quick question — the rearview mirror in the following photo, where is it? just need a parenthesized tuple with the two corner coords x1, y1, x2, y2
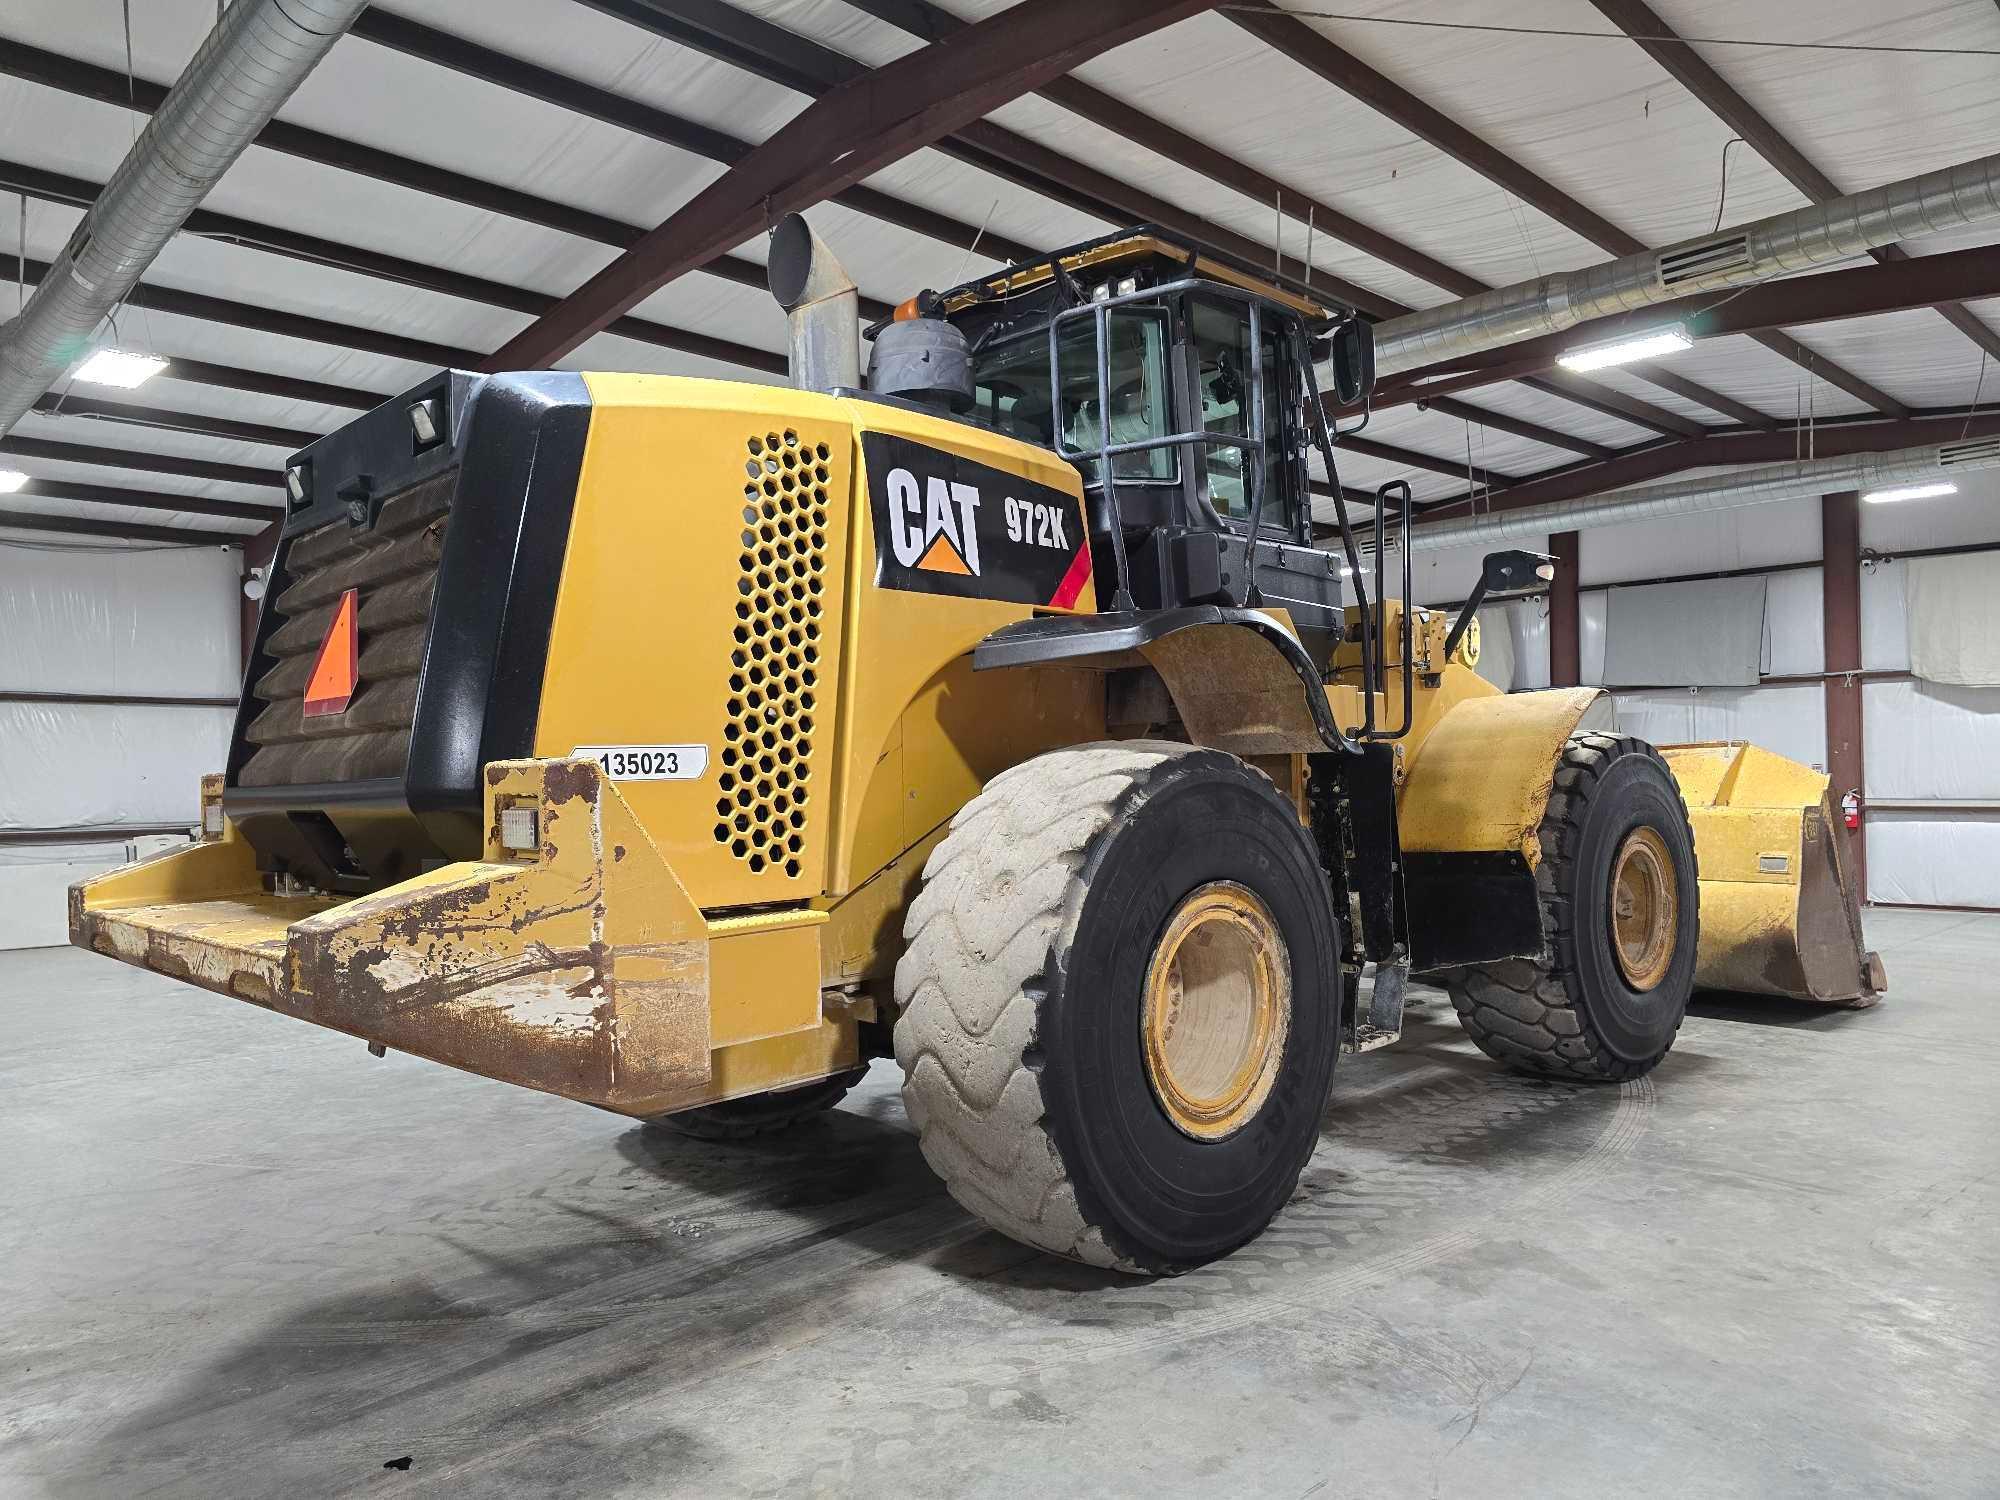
(1330, 318, 1376, 405)
(1445, 550, 1557, 665)
(1480, 549, 1557, 595)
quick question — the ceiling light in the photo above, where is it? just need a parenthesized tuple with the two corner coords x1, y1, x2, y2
(0, 470, 27, 494)
(1863, 481, 1957, 504)
(1555, 324, 1693, 373)
(74, 348, 170, 388)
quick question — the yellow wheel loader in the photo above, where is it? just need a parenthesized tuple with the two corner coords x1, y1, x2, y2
(71, 219, 1880, 1274)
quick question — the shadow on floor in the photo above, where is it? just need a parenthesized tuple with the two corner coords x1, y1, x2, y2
(65, 1105, 966, 1497)
(1688, 988, 1880, 1030)
(63, 1030, 1679, 1495)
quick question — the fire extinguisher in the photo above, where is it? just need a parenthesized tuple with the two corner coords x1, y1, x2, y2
(1841, 789, 1861, 832)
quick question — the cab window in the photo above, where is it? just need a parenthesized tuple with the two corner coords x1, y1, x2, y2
(1191, 299, 1290, 528)
(970, 309, 1177, 485)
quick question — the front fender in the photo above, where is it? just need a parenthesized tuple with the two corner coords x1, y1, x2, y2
(1397, 687, 1614, 971)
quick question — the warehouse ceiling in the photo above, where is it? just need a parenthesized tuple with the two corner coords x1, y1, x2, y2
(0, 0, 1996, 547)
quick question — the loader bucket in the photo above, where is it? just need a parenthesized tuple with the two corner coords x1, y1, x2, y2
(1660, 743, 1884, 1007)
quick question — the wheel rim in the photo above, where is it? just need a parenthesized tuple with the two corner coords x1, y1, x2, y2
(1609, 826, 1677, 992)
(1140, 882, 1292, 1141)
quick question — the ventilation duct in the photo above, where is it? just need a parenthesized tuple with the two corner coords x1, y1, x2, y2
(1401, 440, 2000, 555)
(1371, 152, 2000, 377)
(0, 0, 367, 440)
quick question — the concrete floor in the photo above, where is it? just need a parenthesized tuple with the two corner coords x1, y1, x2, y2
(3, 908, 1997, 1498)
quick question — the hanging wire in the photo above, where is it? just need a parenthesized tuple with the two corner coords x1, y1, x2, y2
(1216, 9, 2000, 58)
(0, 533, 210, 554)
(1502, 187, 1541, 280)
(949, 198, 1000, 289)
(1961, 353, 1990, 441)
(1709, 137, 1747, 234)
(102, 0, 160, 360)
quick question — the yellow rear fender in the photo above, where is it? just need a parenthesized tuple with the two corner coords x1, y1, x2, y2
(972, 604, 1356, 755)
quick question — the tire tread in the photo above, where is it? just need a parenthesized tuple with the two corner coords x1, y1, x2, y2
(1444, 732, 1695, 1082)
(894, 741, 1195, 1272)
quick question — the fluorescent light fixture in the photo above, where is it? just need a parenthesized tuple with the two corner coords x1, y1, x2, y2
(0, 470, 27, 494)
(1863, 481, 1957, 504)
(73, 348, 169, 388)
(1556, 324, 1693, 373)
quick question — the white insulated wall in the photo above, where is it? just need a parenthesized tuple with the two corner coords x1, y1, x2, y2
(0, 541, 240, 948)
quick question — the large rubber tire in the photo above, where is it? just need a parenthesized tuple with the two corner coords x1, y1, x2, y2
(653, 1069, 867, 1141)
(1444, 732, 1698, 1082)
(894, 741, 1342, 1274)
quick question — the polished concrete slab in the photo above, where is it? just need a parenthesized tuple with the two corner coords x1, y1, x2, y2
(4, 908, 1996, 1498)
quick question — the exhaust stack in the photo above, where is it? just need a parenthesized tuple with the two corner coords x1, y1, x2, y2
(767, 214, 860, 394)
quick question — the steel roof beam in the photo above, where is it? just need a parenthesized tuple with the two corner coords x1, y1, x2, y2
(0, 433, 278, 489)
(487, 0, 1220, 368)
(0, 158, 807, 360)
(1381, 244, 2000, 409)
(839, 0, 1481, 299)
(1417, 411, 2000, 520)
(6, 244, 785, 394)
(1417, 397, 1614, 459)
(1587, 0, 2000, 368)
(595, 0, 1694, 451)
(29, 393, 316, 451)
(0, 41, 855, 319)
(580, 0, 1405, 318)
(150, 356, 381, 412)
(348, 8, 1036, 271)
(1520, 373, 1704, 438)
(0, 508, 247, 546)
(1340, 434, 1517, 486)
(1228, 3, 1910, 419)
(9, 476, 277, 523)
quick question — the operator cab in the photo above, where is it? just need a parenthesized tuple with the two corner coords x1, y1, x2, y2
(887, 230, 1373, 639)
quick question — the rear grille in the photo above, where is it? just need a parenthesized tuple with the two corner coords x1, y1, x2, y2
(238, 471, 455, 787)
(714, 428, 828, 879)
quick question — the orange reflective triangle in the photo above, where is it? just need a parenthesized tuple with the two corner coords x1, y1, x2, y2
(302, 588, 359, 718)
(915, 532, 972, 575)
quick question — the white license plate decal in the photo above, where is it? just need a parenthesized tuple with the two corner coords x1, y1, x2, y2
(571, 744, 709, 781)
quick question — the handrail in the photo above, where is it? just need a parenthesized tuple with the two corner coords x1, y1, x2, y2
(1045, 276, 1291, 612)
(1298, 347, 1376, 737)
(1368, 480, 1416, 742)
